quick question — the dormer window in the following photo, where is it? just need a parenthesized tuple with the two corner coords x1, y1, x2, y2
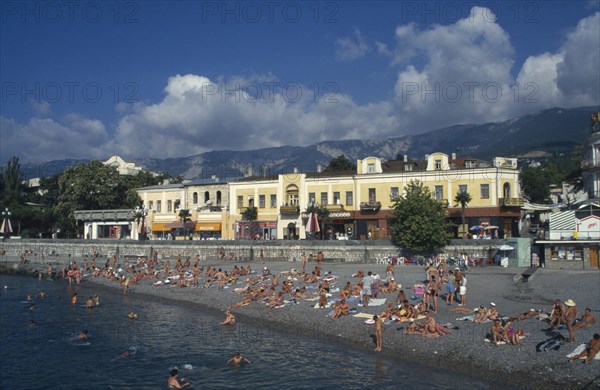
(435, 160, 442, 170)
(368, 163, 375, 173)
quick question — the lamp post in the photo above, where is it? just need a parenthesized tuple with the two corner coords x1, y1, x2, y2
(135, 205, 148, 241)
(2, 208, 11, 241)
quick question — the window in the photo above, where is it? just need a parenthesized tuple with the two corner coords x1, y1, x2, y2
(466, 160, 477, 168)
(434, 185, 443, 200)
(368, 188, 376, 202)
(237, 196, 243, 208)
(435, 159, 442, 170)
(345, 191, 353, 206)
(286, 185, 299, 206)
(148, 201, 154, 210)
(204, 191, 210, 203)
(174, 199, 180, 210)
(270, 194, 277, 208)
(259, 194, 265, 208)
(503, 183, 511, 198)
(156, 200, 161, 213)
(167, 200, 172, 212)
(390, 187, 399, 199)
(368, 163, 375, 173)
(333, 192, 340, 205)
(308, 192, 315, 203)
(320, 192, 328, 205)
(193, 192, 198, 204)
(458, 185, 467, 194)
(480, 184, 489, 199)
(216, 191, 222, 205)
(404, 164, 413, 172)
(248, 196, 255, 207)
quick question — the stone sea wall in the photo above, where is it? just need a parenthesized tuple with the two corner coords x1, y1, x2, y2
(0, 238, 527, 268)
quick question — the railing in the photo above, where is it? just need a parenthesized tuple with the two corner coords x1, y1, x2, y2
(360, 201, 381, 211)
(437, 199, 449, 207)
(581, 159, 600, 169)
(324, 204, 344, 211)
(279, 205, 300, 214)
(499, 198, 525, 207)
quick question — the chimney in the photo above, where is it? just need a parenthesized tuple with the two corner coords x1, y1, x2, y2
(403, 155, 408, 162)
(293, 167, 298, 173)
(317, 164, 322, 173)
(451, 152, 456, 160)
(247, 167, 253, 177)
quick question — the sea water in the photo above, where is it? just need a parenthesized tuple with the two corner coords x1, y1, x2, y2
(0, 274, 504, 389)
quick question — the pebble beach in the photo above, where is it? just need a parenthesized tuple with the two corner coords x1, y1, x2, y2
(74, 257, 600, 390)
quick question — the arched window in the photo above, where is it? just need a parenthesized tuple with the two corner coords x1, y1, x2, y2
(193, 192, 198, 204)
(503, 183, 511, 198)
(216, 191, 222, 205)
(204, 191, 210, 203)
(285, 184, 299, 206)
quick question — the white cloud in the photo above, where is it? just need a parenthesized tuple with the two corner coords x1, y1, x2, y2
(0, 114, 112, 162)
(385, 7, 599, 132)
(113, 74, 396, 158)
(516, 12, 599, 108)
(335, 29, 370, 61)
(3, 8, 598, 163)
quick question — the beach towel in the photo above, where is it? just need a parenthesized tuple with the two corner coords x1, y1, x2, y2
(456, 315, 476, 321)
(567, 344, 600, 360)
(353, 312, 375, 319)
(360, 298, 387, 307)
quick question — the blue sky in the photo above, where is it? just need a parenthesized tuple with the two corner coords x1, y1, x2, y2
(1, 0, 599, 162)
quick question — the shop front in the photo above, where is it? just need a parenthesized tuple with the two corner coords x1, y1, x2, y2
(236, 221, 277, 240)
(195, 222, 222, 239)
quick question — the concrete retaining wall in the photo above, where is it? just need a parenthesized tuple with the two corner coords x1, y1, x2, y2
(0, 238, 530, 269)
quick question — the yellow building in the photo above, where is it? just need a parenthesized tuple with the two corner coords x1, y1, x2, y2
(136, 181, 229, 240)
(227, 152, 523, 240)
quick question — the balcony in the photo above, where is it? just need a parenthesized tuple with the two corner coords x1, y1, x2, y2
(360, 201, 381, 211)
(279, 205, 300, 215)
(325, 204, 345, 212)
(499, 197, 525, 207)
(581, 159, 600, 170)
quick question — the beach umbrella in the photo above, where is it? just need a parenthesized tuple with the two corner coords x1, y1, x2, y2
(305, 210, 320, 238)
(1, 218, 13, 235)
(469, 225, 482, 231)
(498, 244, 514, 260)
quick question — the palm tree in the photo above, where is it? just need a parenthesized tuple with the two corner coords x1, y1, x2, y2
(454, 191, 472, 238)
(241, 206, 258, 239)
(178, 209, 192, 238)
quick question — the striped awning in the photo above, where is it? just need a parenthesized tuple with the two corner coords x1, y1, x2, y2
(549, 211, 576, 230)
(195, 223, 221, 231)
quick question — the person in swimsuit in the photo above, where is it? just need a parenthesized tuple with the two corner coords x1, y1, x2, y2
(227, 352, 251, 365)
(167, 368, 190, 388)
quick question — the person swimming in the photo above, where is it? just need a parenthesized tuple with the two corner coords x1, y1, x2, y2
(167, 368, 190, 388)
(227, 352, 251, 365)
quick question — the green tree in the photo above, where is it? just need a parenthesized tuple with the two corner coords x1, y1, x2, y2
(454, 190, 472, 237)
(54, 161, 130, 235)
(520, 166, 551, 203)
(0, 156, 25, 207)
(324, 155, 356, 172)
(241, 206, 258, 221)
(388, 180, 453, 253)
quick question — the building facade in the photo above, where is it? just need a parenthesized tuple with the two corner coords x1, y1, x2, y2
(136, 181, 229, 240)
(582, 112, 600, 201)
(227, 152, 523, 240)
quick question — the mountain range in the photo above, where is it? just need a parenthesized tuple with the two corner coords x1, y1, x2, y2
(20, 106, 598, 181)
